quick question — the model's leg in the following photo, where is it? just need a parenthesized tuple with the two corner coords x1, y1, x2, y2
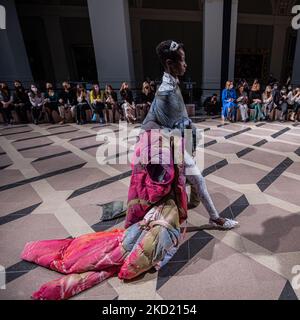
(184, 152, 238, 229)
(239, 105, 245, 121)
(58, 105, 65, 124)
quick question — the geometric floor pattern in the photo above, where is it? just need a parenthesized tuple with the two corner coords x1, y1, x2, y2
(0, 118, 299, 300)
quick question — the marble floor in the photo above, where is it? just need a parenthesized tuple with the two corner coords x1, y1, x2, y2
(0, 119, 299, 300)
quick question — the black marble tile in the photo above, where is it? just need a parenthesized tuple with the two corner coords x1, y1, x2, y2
(279, 281, 298, 300)
(271, 127, 290, 139)
(32, 151, 72, 163)
(217, 123, 230, 128)
(203, 159, 228, 177)
(0, 164, 12, 170)
(14, 129, 79, 142)
(80, 143, 105, 151)
(295, 147, 300, 157)
(253, 139, 268, 147)
(0, 163, 86, 192)
(46, 124, 70, 130)
(236, 147, 254, 158)
(231, 194, 249, 207)
(168, 241, 189, 263)
(203, 140, 217, 148)
(5, 271, 33, 284)
(219, 195, 249, 220)
(215, 159, 229, 169)
(188, 236, 214, 259)
(255, 123, 266, 127)
(70, 133, 97, 141)
(18, 143, 54, 152)
(0, 125, 28, 131)
(0, 129, 33, 137)
(156, 231, 213, 290)
(156, 261, 187, 290)
(224, 127, 251, 139)
(67, 170, 132, 200)
(0, 203, 42, 226)
(6, 261, 38, 273)
(5, 262, 39, 284)
(257, 158, 293, 192)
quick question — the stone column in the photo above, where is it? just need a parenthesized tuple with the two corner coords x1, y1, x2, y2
(87, 0, 135, 89)
(228, 0, 238, 81)
(202, 0, 224, 98)
(270, 24, 288, 81)
(43, 15, 70, 84)
(0, 0, 33, 87)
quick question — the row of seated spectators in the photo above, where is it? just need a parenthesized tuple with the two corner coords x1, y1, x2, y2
(0, 80, 156, 126)
(204, 78, 300, 123)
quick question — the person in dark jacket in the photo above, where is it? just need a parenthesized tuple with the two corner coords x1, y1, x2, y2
(104, 84, 119, 123)
(58, 81, 77, 124)
(0, 82, 14, 125)
(277, 87, 289, 122)
(44, 83, 59, 124)
(203, 93, 220, 116)
(272, 83, 281, 107)
(28, 84, 44, 125)
(13, 80, 30, 123)
(75, 84, 90, 125)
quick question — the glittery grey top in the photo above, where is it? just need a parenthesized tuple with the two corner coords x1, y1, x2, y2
(141, 72, 189, 131)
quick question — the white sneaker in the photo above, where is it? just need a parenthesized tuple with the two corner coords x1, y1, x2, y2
(209, 218, 239, 230)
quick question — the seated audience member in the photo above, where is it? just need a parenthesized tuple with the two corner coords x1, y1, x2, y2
(90, 83, 106, 124)
(28, 84, 44, 125)
(249, 80, 264, 122)
(75, 84, 90, 125)
(13, 80, 30, 123)
(104, 85, 119, 123)
(120, 82, 136, 124)
(287, 85, 296, 119)
(0, 82, 14, 125)
(203, 94, 220, 116)
(221, 80, 237, 123)
(44, 83, 59, 124)
(276, 87, 289, 122)
(138, 81, 155, 119)
(262, 86, 274, 121)
(236, 85, 249, 122)
(272, 83, 280, 108)
(290, 87, 300, 122)
(58, 81, 77, 124)
(149, 81, 157, 95)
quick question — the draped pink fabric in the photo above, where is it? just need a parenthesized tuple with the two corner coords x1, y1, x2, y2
(21, 130, 188, 300)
